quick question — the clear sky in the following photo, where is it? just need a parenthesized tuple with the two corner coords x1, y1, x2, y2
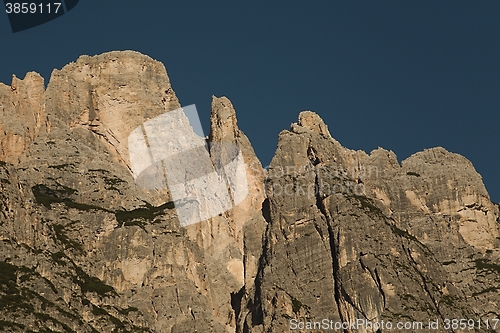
(1, 1, 499, 202)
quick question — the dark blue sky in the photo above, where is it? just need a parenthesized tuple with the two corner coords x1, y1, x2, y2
(1, 1, 499, 202)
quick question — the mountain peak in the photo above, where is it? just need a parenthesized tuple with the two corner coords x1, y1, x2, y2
(0, 51, 498, 333)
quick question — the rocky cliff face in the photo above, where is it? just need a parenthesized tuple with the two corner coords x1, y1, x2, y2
(0, 51, 498, 333)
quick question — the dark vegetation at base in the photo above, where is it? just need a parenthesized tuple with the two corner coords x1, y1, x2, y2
(389, 224, 420, 243)
(474, 258, 500, 274)
(51, 251, 66, 266)
(347, 194, 384, 215)
(0, 262, 69, 331)
(73, 266, 116, 297)
(91, 305, 152, 333)
(23, 182, 172, 331)
(275, 286, 311, 316)
(0, 261, 58, 304)
(1, 257, 149, 332)
(291, 295, 310, 314)
(50, 224, 84, 255)
(345, 194, 434, 256)
(0, 319, 25, 330)
(47, 249, 117, 298)
(472, 286, 499, 296)
(32, 312, 77, 333)
(88, 169, 129, 193)
(0, 261, 21, 297)
(32, 184, 175, 230)
(115, 306, 139, 316)
(32, 184, 106, 211)
(383, 220, 433, 255)
(115, 201, 175, 225)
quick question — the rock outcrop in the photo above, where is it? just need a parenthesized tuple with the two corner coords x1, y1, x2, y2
(0, 72, 45, 164)
(0, 51, 498, 333)
(246, 113, 500, 332)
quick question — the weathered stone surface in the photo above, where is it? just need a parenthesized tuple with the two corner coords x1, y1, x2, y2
(0, 73, 45, 164)
(0, 51, 265, 333)
(244, 111, 499, 333)
(44, 50, 181, 173)
(0, 54, 499, 333)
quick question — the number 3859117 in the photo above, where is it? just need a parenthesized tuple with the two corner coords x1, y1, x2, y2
(5, 3, 62, 14)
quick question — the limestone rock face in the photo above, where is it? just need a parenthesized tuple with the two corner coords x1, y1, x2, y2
(242, 111, 499, 333)
(0, 51, 265, 333)
(0, 73, 45, 163)
(0, 54, 499, 333)
(44, 51, 181, 172)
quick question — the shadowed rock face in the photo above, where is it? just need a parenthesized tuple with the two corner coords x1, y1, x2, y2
(0, 51, 499, 333)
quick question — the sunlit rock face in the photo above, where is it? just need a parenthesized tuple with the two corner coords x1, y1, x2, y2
(0, 51, 498, 333)
(246, 113, 499, 333)
(0, 72, 45, 164)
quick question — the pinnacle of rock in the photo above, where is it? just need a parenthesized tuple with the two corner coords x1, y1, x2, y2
(0, 71, 45, 164)
(297, 110, 332, 137)
(209, 95, 239, 142)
